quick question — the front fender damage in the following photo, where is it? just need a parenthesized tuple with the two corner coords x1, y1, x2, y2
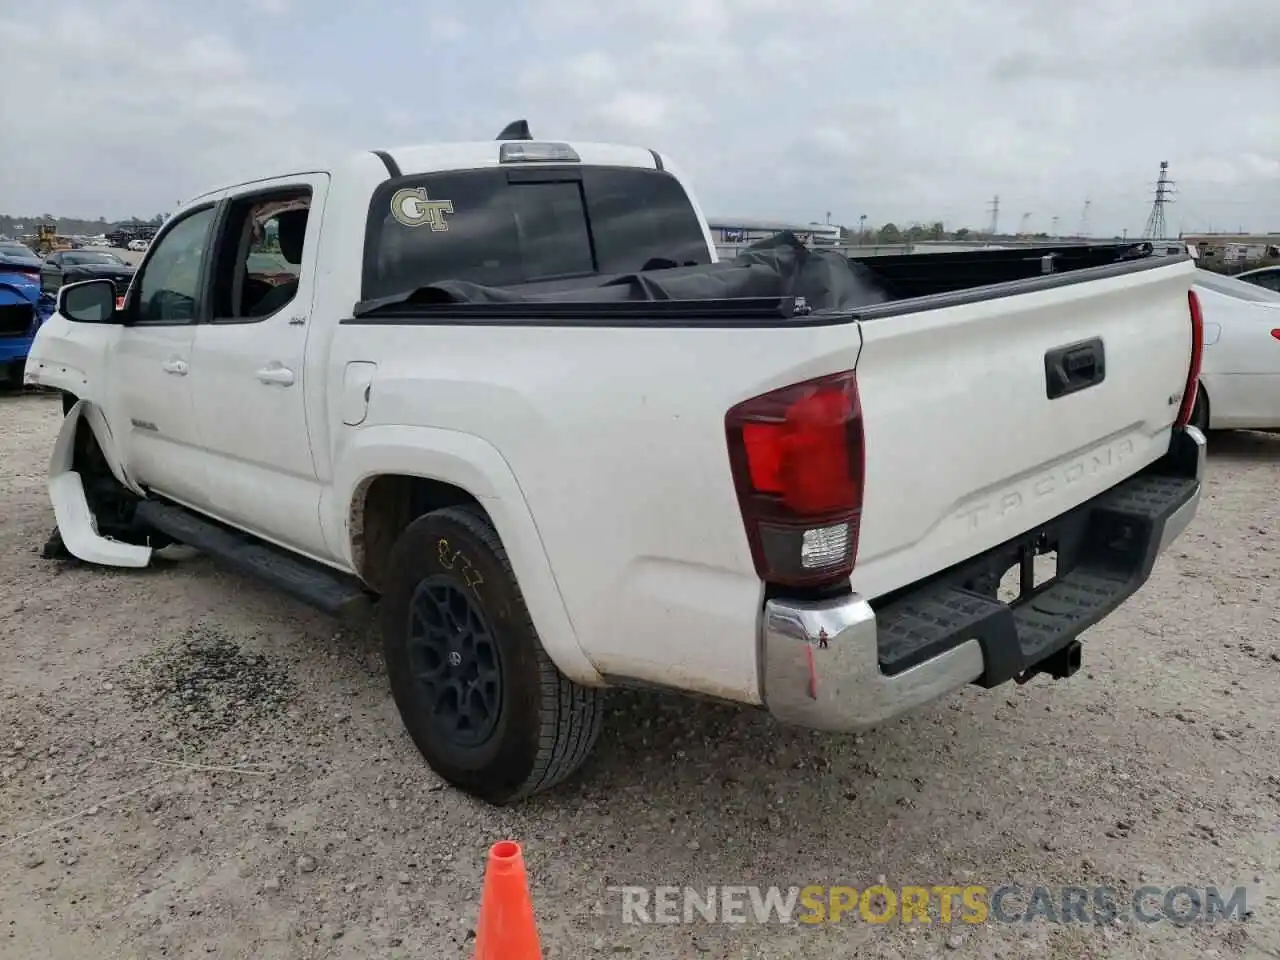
(50, 400, 152, 568)
(81, 402, 145, 497)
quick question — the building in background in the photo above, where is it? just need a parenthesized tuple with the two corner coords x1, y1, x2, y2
(707, 217, 843, 258)
(1183, 233, 1280, 275)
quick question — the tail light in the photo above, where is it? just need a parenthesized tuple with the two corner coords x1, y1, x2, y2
(1174, 289, 1204, 428)
(725, 370, 864, 588)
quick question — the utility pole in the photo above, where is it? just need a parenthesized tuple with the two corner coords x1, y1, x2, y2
(1141, 161, 1175, 239)
(987, 195, 1000, 236)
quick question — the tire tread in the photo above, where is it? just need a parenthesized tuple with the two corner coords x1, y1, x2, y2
(425, 504, 603, 802)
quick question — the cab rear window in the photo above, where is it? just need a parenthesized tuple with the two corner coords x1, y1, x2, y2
(361, 166, 712, 301)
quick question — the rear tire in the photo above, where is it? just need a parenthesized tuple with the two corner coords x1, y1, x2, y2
(379, 505, 603, 804)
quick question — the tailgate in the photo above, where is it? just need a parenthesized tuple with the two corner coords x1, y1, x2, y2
(850, 257, 1197, 600)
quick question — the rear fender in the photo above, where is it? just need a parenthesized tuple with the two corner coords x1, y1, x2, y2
(49, 400, 151, 568)
(331, 424, 602, 686)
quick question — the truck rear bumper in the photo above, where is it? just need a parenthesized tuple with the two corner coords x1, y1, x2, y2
(760, 425, 1206, 732)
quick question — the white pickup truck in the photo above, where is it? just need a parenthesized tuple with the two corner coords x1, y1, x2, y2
(26, 122, 1206, 805)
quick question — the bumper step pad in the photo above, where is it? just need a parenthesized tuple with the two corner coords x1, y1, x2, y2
(874, 468, 1199, 688)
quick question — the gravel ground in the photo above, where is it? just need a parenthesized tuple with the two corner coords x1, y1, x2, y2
(1, 391, 1278, 959)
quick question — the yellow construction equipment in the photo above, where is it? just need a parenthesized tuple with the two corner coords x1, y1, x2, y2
(34, 223, 60, 256)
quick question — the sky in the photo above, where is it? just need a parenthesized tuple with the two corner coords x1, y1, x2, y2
(0, 0, 1276, 237)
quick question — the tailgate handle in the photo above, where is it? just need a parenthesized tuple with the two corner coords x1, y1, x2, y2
(1045, 338, 1105, 399)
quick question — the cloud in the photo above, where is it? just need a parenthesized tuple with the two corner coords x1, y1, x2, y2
(0, 0, 1276, 236)
(428, 12, 467, 41)
(246, 0, 290, 14)
(512, 0, 1280, 234)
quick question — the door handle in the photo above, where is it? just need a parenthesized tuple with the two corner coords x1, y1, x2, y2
(256, 364, 295, 386)
(161, 358, 188, 376)
(1044, 337, 1105, 399)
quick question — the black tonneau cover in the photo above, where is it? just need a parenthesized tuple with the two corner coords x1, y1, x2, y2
(351, 232, 1160, 319)
(354, 233, 891, 316)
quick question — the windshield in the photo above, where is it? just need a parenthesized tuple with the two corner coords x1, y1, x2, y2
(65, 251, 125, 265)
(0, 244, 35, 258)
(361, 166, 712, 301)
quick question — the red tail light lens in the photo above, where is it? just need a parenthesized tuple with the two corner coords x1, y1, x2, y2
(1175, 289, 1204, 428)
(725, 370, 864, 587)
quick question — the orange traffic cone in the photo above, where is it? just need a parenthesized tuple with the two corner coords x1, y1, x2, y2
(473, 840, 541, 959)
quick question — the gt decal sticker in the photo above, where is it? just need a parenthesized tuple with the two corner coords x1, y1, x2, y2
(390, 187, 455, 231)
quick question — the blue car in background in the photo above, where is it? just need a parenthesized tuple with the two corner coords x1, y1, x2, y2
(0, 240, 43, 273)
(0, 243, 56, 385)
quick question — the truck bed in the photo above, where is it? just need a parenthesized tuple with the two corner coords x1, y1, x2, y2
(849, 240, 1165, 300)
(350, 233, 1173, 322)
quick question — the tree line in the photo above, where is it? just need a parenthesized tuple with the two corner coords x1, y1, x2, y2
(839, 222, 1060, 244)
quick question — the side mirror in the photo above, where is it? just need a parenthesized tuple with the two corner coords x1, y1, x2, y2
(57, 278, 119, 324)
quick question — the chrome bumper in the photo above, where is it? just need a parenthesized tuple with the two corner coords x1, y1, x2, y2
(1156, 424, 1205, 553)
(759, 425, 1206, 733)
(761, 595, 985, 732)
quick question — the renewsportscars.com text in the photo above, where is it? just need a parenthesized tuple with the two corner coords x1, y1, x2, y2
(610, 884, 1249, 926)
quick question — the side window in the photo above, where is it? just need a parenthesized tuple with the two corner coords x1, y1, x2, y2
(133, 207, 217, 324)
(209, 188, 311, 322)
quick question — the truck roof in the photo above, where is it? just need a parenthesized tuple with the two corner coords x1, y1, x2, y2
(386, 140, 663, 176)
(183, 139, 665, 207)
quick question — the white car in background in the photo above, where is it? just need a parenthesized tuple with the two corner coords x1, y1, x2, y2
(1188, 269, 1280, 432)
(1234, 265, 1280, 294)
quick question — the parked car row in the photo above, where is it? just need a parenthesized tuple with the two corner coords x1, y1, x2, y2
(0, 242, 134, 385)
(39, 249, 135, 299)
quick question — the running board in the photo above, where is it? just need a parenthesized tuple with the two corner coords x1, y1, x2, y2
(134, 500, 374, 621)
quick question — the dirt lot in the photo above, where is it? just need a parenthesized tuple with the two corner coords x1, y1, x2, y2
(2, 391, 1278, 959)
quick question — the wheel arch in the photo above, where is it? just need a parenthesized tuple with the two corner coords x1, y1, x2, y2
(54, 394, 144, 496)
(334, 426, 601, 685)
(48, 398, 151, 567)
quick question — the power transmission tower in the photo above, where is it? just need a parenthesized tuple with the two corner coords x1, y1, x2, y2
(1019, 212, 1031, 236)
(1078, 198, 1091, 238)
(1142, 161, 1175, 239)
(987, 195, 1000, 236)
(1051, 216, 1060, 237)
